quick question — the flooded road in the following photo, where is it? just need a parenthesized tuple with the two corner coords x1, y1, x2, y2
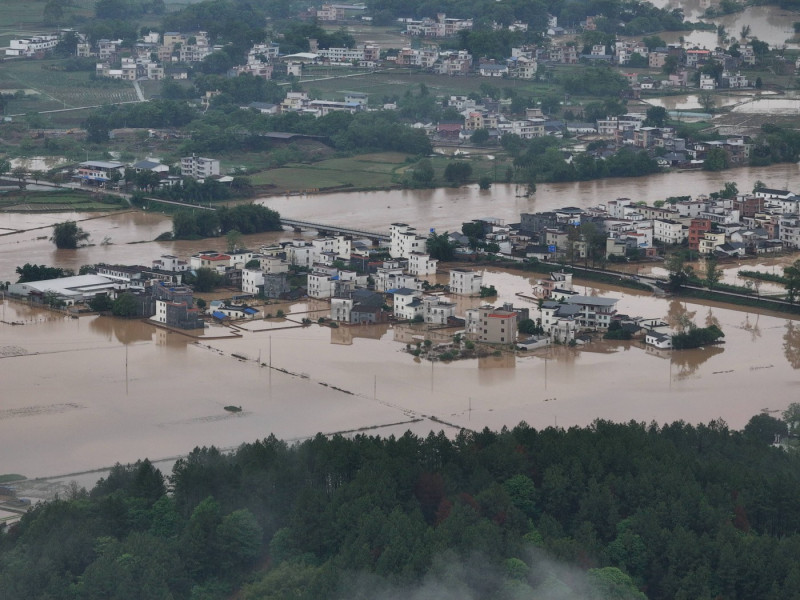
(1, 268, 798, 486)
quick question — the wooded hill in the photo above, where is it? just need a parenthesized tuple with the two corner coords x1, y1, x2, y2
(1, 415, 798, 599)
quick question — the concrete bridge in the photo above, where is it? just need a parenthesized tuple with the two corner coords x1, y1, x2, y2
(280, 218, 390, 244)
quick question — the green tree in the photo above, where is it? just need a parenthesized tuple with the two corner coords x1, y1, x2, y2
(719, 181, 738, 198)
(699, 92, 716, 114)
(743, 413, 788, 443)
(703, 147, 729, 171)
(194, 267, 222, 292)
(645, 106, 668, 127)
(112, 293, 139, 317)
(42, 0, 64, 25)
(426, 232, 456, 261)
(11, 166, 27, 190)
(782, 402, 800, 433)
(470, 129, 490, 144)
(88, 294, 113, 312)
(784, 259, 800, 303)
(412, 158, 435, 184)
(705, 258, 721, 289)
(444, 161, 473, 186)
(15, 263, 68, 282)
(226, 229, 243, 253)
(51, 221, 90, 249)
(85, 114, 110, 143)
(181, 496, 223, 578)
(663, 55, 679, 74)
(666, 253, 693, 291)
(217, 509, 263, 571)
(587, 566, 647, 599)
(478, 176, 492, 190)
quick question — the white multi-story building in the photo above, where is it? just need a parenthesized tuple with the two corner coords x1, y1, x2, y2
(422, 296, 456, 324)
(449, 269, 482, 296)
(675, 199, 709, 218)
(497, 119, 545, 139)
(242, 269, 265, 295)
(6, 35, 59, 57)
(653, 219, 688, 244)
(780, 217, 800, 249)
(392, 288, 423, 320)
(390, 223, 427, 259)
(312, 236, 351, 259)
(152, 255, 188, 272)
(180, 155, 220, 179)
(286, 241, 314, 267)
(308, 267, 338, 299)
(699, 73, 716, 90)
(408, 253, 438, 276)
(259, 256, 289, 274)
(189, 251, 230, 272)
(281, 91, 310, 112)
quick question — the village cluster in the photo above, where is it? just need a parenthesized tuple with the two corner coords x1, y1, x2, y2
(6, 8, 768, 93)
(8, 183, 799, 352)
(5, 0, 791, 153)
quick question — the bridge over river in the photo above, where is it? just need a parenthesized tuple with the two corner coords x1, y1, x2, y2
(281, 218, 390, 244)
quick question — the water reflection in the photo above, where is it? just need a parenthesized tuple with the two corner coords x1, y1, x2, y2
(670, 345, 725, 381)
(740, 313, 762, 342)
(88, 316, 154, 345)
(784, 321, 800, 369)
(667, 299, 697, 330)
(330, 323, 390, 345)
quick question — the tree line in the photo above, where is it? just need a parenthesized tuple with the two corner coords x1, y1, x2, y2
(171, 204, 282, 239)
(3, 416, 800, 599)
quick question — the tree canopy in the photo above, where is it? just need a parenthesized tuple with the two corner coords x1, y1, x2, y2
(50, 221, 90, 249)
(3, 418, 800, 599)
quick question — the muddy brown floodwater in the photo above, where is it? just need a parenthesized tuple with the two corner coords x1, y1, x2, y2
(2, 167, 800, 496)
(1, 268, 798, 491)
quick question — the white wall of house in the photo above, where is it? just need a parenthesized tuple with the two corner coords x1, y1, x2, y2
(390, 223, 426, 258)
(393, 290, 422, 320)
(308, 271, 336, 299)
(449, 269, 482, 295)
(408, 252, 438, 275)
(242, 269, 265, 294)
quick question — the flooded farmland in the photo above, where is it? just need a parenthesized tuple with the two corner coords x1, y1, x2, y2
(1, 166, 800, 494)
(1, 268, 798, 487)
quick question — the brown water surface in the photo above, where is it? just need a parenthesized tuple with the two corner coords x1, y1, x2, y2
(1, 268, 798, 483)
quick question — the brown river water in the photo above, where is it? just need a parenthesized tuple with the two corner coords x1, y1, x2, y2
(1, 166, 799, 492)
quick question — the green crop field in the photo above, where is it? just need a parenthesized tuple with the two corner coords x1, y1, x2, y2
(249, 153, 414, 191)
(0, 60, 139, 114)
(301, 69, 560, 102)
(0, 190, 127, 212)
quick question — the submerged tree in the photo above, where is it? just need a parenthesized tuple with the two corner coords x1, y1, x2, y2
(50, 221, 90, 249)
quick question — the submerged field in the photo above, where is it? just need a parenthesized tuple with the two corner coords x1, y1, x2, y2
(0, 190, 128, 212)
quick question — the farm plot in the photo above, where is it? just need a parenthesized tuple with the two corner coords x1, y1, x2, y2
(249, 153, 412, 191)
(0, 60, 139, 114)
(303, 70, 558, 102)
